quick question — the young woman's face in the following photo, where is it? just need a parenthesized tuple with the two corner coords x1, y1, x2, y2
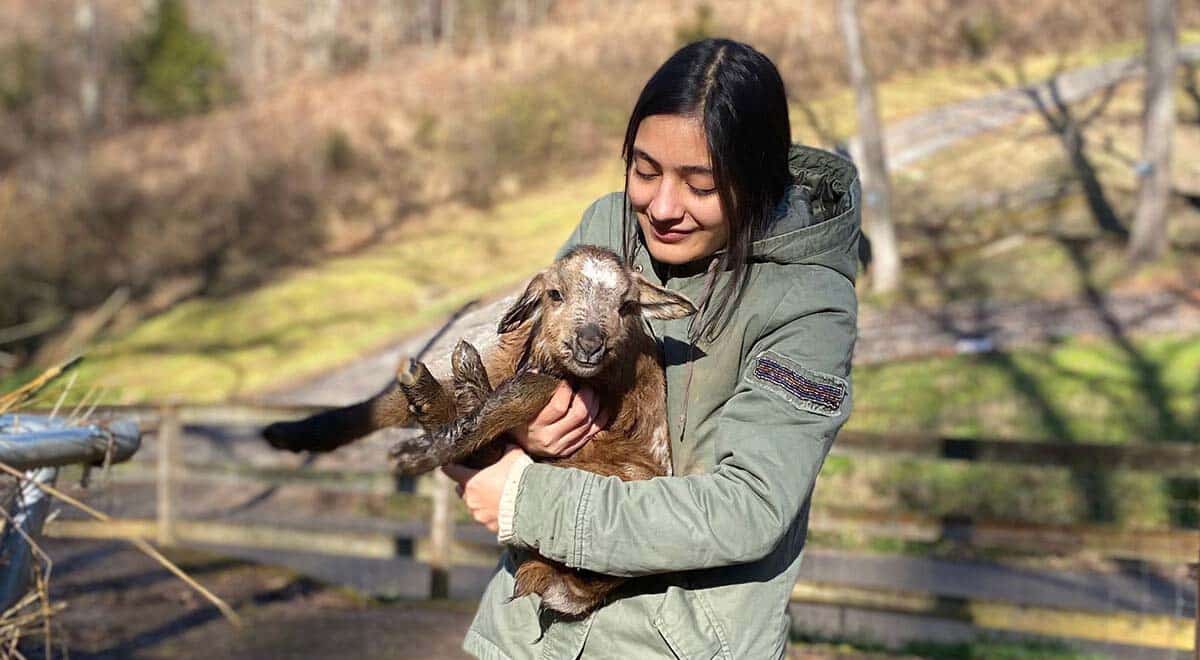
(627, 114, 729, 265)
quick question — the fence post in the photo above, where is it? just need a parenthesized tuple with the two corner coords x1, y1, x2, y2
(429, 471, 453, 599)
(156, 405, 179, 546)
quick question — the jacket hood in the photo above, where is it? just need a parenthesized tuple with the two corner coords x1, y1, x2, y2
(749, 144, 861, 282)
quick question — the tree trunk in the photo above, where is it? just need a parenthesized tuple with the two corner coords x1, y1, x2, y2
(75, 0, 100, 132)
(250, 0, 267, 95)
(442, 0, 457, 47)
(513, 0, 530, 31)
(837, 0, 901, 294)
(305, 0, 341, 72)
(1128, 0, 1177, 263)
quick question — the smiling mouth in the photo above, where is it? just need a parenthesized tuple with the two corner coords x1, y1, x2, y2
(649, 223, 694, 243)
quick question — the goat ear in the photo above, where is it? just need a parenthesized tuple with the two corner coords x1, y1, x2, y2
(633, 273, 697, 320)
(498, 272, 546, 334)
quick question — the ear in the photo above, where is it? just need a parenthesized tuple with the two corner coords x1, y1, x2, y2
(633, 273, 697, 320)
(498, 272, 546, 334)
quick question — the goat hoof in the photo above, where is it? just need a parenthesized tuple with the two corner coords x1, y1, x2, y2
(397, 357, 420, 386)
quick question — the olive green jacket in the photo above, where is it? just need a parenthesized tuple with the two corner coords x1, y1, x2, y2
(464, 146, 860, 660)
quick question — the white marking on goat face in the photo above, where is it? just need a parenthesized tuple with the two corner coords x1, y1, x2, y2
(580, 257, 623, 290)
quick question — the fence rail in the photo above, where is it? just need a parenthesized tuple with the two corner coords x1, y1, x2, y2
(30, 403, 1200, 653)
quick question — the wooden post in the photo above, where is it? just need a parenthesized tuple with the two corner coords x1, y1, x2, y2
(156, 405, 179, 546)
(429, 471, 453, 598)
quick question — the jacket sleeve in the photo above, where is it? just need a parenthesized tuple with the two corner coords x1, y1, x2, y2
(505, 282, 856, 576)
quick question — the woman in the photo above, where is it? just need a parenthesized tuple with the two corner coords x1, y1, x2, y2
(444, 38, 860, 659)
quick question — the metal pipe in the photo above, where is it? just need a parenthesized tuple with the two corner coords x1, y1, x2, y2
(0, 414, 141, 471)
(0, 466, 58, 612)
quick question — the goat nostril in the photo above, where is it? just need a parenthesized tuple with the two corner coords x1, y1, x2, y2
(574, 325, 606, 362)
(578, 323, 602, 341)
(577, 337, 604, 355)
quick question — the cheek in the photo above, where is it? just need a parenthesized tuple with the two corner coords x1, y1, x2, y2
(690, 197, 726, 230)
(626, 177, 655, 212)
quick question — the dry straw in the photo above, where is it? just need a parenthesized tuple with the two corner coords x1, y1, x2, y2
(0, 358, 243, 658)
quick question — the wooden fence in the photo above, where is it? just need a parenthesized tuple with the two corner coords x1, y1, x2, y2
(35, 403, 1200, 653)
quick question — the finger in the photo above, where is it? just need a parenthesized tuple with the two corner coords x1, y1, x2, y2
(535, 381, 575, 424)
(441, 463, 478, 485)
(581, 419, 605, 443)
(580, 387, 602, 418)
(544, 399, 591, 438)
(564, 389, 594, 426)
(550, 423, 590, 454)
(563, 427, 595, 455)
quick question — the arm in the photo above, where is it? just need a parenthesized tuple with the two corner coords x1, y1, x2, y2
(504, 290, 856, 577)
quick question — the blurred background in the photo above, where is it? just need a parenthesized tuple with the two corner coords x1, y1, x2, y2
(1, 0, 1199, 657)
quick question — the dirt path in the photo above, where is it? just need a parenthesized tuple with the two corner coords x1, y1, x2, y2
(22, 538, 476, 660)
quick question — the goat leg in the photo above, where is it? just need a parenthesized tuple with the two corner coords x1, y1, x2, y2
(396, 357, 457, 429)
(263, 368, 415, 453)
(443, 371, 559, 464)
(451, 340, 493, 412)
(392, 372, 558, 475)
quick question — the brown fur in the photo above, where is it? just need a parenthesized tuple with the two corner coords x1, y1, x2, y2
(263, 246, 694, 617)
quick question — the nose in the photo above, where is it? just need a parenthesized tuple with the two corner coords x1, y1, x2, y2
(647, 179, 684, 222)
(574, 323, 605, 363)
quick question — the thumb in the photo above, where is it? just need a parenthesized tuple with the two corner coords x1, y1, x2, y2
(441, 463, 479, 485)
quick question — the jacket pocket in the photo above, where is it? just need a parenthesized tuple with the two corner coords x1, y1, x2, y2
(650, 586, 729, 660)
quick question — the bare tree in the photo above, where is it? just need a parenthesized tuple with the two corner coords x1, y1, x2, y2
(513, 0, 530, 31)
(837, 0, 901, 293)
(305, 0, 341, 72)
(1128, 0, 1177, 263)
(443, 0, 458, 46)
(75, 0, 100, 132)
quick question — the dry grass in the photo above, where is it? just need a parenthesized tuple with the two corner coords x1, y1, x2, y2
(0, 367, 243, 658)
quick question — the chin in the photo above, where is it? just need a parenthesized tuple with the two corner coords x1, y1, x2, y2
(568, 361, 604, 379)
(644, 237, 710, 265)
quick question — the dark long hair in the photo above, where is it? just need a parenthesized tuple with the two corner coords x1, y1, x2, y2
(621, 39, 792, 343)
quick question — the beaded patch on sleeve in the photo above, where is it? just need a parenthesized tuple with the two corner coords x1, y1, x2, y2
(749, 350, 848, 417)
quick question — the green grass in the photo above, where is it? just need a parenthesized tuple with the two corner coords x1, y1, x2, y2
(790, 634, 1103, 660)
(850, 334, 1200, 444)
(812, 334, 1200, 529)
(4, 168, 619, 404)
(901, 639, 1105, 660)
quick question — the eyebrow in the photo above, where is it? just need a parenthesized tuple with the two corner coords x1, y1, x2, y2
(632, 148, 712, 176)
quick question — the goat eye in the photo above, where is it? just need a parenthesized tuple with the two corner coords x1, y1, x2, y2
(619, 300, 638, 315)
(547, 289, 563, 302)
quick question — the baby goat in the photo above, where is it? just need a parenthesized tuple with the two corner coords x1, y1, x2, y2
(264, 246, 695, 616)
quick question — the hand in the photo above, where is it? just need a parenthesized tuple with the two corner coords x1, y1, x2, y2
(510, 381, 609, 458)
(442, 446, 528, 533)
